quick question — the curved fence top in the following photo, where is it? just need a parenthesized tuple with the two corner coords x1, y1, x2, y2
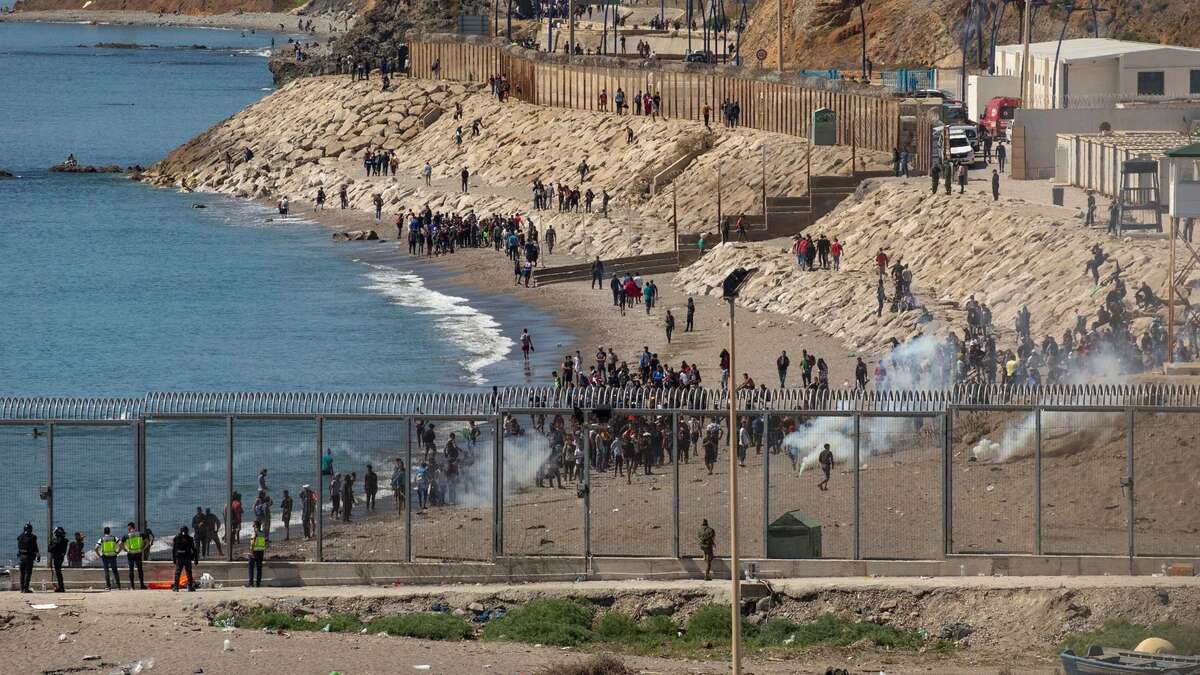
(1, 384, 1199, 420)
(0, 397, 144, 421)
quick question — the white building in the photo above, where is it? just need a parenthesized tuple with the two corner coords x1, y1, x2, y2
(995, 38, 1200, 109)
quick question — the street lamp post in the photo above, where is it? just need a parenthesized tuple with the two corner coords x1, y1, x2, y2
(720, 266, 758, 675)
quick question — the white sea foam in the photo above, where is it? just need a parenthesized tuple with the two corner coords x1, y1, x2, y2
(361, 263, 513, 384)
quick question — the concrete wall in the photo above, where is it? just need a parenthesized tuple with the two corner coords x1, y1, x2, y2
(16, 555, 1200, 590)
(1120, 49, 1200, 99)
(1012, 105, 1200, 179)
(1063, 58, 1119, 108)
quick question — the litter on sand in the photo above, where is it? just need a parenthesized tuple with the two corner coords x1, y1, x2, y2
(413, 666, 431, 671)
(31, 603, 58, 610)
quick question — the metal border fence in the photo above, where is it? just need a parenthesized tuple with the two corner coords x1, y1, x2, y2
(3, 384, 1200, 566)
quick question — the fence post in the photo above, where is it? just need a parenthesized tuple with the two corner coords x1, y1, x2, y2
(47, 423, 54, 545)
(1034, 407, 1043, 556)
(852, 412, 861, 560)
(135, 420, 146, 532)
(316, 417, 324, 562)
(405, 417, 413, 562)
(761, 412, 770, 558)
(494, 412, 504, 557)
(942, 408, 952, 557)
(226, 417, 234, 563)
(1126, 406, 1135, 572)
(583, 410, 591, 566)
(672, 411, 681, 559)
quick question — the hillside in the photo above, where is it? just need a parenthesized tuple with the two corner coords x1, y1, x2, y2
(740, 0, 1200, 70)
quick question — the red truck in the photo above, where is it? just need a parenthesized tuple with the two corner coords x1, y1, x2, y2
(980, 97, 1020, 138)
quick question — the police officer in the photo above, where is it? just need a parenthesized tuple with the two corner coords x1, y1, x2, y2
(122, 522, 148, 590)
(247, 521, 268, 588)
(171, 526, 197, 592)
(48, 526, 68, 593)
(95, 526, 122, 590)
(16, 523, 40, 593)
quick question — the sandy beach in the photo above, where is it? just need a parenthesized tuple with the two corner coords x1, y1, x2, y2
(0, 9, 345, 36)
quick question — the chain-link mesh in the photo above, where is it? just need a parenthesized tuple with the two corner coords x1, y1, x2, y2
(145, 419, 227, 563)
(768, 414, 855, 559)
(1133, 410, 1199, 557)
(52, 424, 136, 567)
(321, 420, 407, 561)
(411, 417, 494, 561)
(1040, 410, 1128, 556)
(589, 412, 674, 557)
(1, 423, 48, 568)
(501, 410, 583, 556)
(676, 413, 761, 559)
(950, 410, 1036, 554)
(232, 420, 318, 562)
(859, 415, 943, 560)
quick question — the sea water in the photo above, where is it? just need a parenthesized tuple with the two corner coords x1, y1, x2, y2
(0, 22, 567, 558)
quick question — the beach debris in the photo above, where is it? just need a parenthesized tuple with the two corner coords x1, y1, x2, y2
(332, 230, 379, 242)
(191, 203, 207, 209)
(429, 603, 450, 613)
(82, 655, 101, 661)
(223, 638, 233, 651)
(413, 666, 431, 671)
(109, 658, 155, 674)
(31, 603, 58, 610)
(322, 623, 331, 632)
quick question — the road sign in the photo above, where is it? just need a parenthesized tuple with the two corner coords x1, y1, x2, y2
(755, 48, 767, 63)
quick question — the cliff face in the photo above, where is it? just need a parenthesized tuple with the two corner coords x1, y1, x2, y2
(12, 0, 304, 13)
(740, 0, 1200, 70)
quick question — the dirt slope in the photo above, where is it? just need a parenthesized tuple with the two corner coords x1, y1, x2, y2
(740, 0, 1200, 70)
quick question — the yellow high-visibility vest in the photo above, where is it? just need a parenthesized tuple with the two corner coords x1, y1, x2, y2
(251, 534, 268, 552)
(100, 536, 118, 556)
(125, 532, 144, 554)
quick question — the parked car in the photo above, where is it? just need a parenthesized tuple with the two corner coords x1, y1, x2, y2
(949, 123, 980, 152)
(947, 131, 976, 165)
(685, 50, 716, 64)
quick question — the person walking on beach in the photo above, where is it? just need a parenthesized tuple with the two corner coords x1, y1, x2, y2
(247, 521, 267, 588)
(460, 167, 470, 193)
(996, 142, 1007, 173)
(776, 350, 790, 388)
(991, 169, 1000, 201)
(957, 163, 968, 194)
(364, 464, 378, 511)
(299, 485, 316, 539)
(170, 526, 196, 592)
(698, 519, 716, 581)
(280, 490, 293, 540)
(122, 522, 147, 590)
(341, 472, 356, 523)
(315, 187, 326, 210)
(339, 185, 349, 209)
(817, 443, 834, 491)
(204, 508, 222, 556)
(686, 297, 695, 331)
(96, 527, 122, 590)
(48, 527, 67, 593)
(16, 523, 39, 593)
(520, 329, 534, 361)
(665, 310, 675, 343)
(423, 161, 432, 186)
(391, 458, 406, 515)
(277, 196, 289, 216)
(372, 193, 383, 221)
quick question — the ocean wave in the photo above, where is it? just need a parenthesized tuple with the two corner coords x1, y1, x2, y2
(361, 263, 513, 385)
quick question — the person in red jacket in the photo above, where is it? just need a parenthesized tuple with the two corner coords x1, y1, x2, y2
(831, 238, 844, 271)
(874, 249, 889, 276)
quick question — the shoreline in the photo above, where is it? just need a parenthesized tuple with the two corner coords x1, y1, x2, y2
(0, 9, 343, 37)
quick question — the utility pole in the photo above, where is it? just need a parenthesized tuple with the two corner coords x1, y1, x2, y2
(726, 297, 743, 675)
(716, 165, 723, 240)
(1020, 0, 1032, 105)
(777, 0, 784, 73)
(1169, 215, 1177, 362)
(569, 0, 576, 62)
(761, 144, 767, 224)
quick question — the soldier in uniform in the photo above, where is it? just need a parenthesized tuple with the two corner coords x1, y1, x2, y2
(698, 519, 716, 581)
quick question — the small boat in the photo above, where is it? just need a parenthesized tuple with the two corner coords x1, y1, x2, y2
(1061, 646, 1200, 674)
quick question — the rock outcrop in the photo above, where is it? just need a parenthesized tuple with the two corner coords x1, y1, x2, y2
(50, 163, 125, 173)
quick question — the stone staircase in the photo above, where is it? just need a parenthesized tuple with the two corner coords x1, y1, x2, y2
(535, 251, 693, 286)
(723, 170, 892, 242)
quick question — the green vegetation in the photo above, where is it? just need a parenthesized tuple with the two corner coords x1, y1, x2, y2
(533, 655, 633, 675)
(211, 600, 949, 658)
(482, 598, 596, 646)
(365, 613, 473, 641)
(217, 608, 363, 633)
(1062, 620, 1200, 656)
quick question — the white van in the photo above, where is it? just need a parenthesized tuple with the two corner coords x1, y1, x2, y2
(947, 131, 976, 165)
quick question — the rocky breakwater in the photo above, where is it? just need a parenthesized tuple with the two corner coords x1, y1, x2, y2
(146, 76, 477, 197)
(674, 180, 1170, 356)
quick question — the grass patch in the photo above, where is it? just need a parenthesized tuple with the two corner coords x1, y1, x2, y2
(595, 613, 677, 648)
(223, 608, 363, 633)
(481, 598, 596, 646)
(533, 654, 633, 675)
(680, 604, 941, 652)
(365, 613, 473, 641)
(1062, 620, 1200, 656)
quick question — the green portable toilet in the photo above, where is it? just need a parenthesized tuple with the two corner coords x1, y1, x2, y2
(811, 108, 837, 146)
(766, 510, 822, 559)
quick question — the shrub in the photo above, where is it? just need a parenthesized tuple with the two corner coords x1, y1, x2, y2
(365, 613, 473, 641)
(482, 598, 595, 646)
(684, 604, 738, 643)
(533, 654, 633, 675)
(230, 608, 362, 633)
